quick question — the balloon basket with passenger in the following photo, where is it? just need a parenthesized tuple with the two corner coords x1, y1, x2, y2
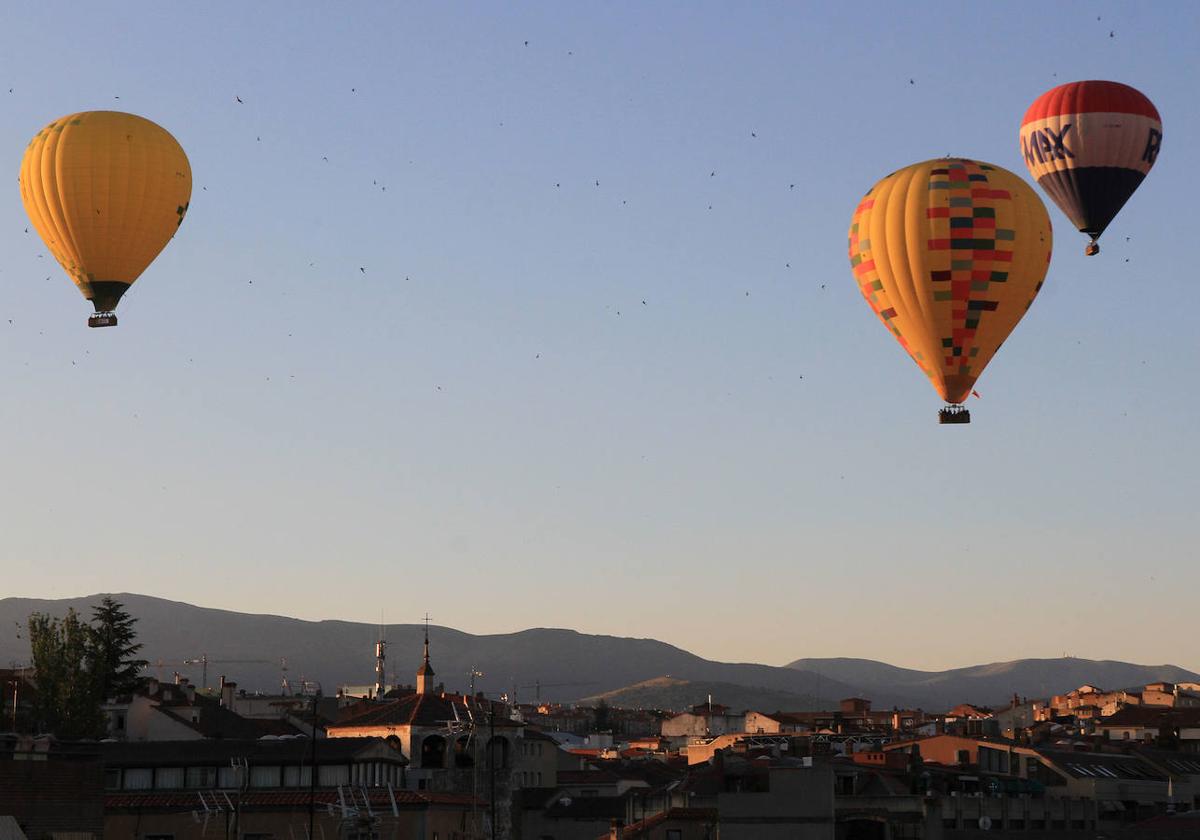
(88, 312, 118, 328)
(938, 404, 970, 425)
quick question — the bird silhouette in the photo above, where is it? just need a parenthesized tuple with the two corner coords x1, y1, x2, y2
(236, 95, 242, 103)
(359, 267, 365, 273)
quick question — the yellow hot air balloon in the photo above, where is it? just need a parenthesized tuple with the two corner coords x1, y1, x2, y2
(19, 111, 191, 327)
(847, 159, 1052, 424)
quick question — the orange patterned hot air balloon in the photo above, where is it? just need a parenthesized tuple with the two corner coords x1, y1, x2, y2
(848, 159, 1052, 424)
(1019, 81, 1161, 256)
(19, 111, 192, 327)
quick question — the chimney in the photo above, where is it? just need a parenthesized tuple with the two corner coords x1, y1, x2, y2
(608, 818, 624, 839)
(222, 680, 236, 708)
(174, 671, 183, 685)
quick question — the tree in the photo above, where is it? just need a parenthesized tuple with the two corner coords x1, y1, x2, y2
(26, 597, 147, 739)
(90, 596, 147, 700)
(27, 609, 104, 738)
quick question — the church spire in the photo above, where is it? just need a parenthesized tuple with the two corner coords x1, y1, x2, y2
(416, 613, 435, 695)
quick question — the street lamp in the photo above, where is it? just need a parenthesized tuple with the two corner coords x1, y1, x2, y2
(307, 682, 323, 840)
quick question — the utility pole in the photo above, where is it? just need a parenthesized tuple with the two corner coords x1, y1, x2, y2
(308, 683, 322, 840)
(7, 679, 18, 731)
(490, 703, 496, 840)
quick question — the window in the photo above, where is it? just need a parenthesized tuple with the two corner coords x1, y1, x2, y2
(187, 766, 217, 788)
(218, 766, 242, 789)
(666, 831, 682, 840)
(422, 735, 447, 769)
(318, 765, 350, 786)
(486, 737, 510, 770)
(283, 766, 312, 787)
(454, 735, 474, 768)
(123, 768, 153, 790)
(155, 767, 185, 789)
(116, 714, 125, 731)
(250, 765, 281, 787)
(104, 769, 121, 790)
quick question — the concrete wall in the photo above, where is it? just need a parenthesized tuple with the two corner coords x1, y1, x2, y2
(717, 765, 835, 839)
(106, 806, 472, 840)
(0, 751, 104, 839)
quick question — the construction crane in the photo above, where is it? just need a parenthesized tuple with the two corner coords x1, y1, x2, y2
(183, 654, 279, 691)
(517, 680, 597, 704)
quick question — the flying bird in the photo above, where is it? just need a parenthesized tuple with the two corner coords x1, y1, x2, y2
(236, 95, 242, 103)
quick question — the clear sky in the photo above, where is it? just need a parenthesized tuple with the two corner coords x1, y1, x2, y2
(2, 2, 1197, 673)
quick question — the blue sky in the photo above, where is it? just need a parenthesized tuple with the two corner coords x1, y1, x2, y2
(2, 2, 1197, 672)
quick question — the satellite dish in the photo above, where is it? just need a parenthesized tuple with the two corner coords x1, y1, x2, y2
(978, 816, 993, 831)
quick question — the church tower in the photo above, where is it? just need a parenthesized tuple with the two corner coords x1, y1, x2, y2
(416, 617, 435, 695)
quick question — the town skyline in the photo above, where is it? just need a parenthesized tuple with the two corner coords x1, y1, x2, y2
(3, 592, 1197, 705)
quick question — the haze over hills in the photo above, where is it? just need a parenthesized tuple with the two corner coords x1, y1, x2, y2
(0, 593, 862, 705)
(1, 594, 1195, 711)
(787, 657, 1200, 709)
(579, 676, 832, 713)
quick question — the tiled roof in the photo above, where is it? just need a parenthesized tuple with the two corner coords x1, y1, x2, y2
(106, 789, 479, 809)
(1036, 748, 1166, 781)
(545, 794, 627, 819)
(98, 736, 404, 767)
(516, 786, 560, 809)
(559, 769, 621, 785)
(331, 693, 522, 731)
(156, 703, 304, 740)
(610, 807, 719, 839)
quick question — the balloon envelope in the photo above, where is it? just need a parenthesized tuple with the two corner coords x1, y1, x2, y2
(1019, 81, 1160, 247)
(848, 159, 1052, 406)
(19, 111, 191, 317)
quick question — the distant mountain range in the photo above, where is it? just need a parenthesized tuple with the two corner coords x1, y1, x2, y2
(1, 593, 1195, 712)
(786, 657, 1200, 709)
(579, 677, 831, 713)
